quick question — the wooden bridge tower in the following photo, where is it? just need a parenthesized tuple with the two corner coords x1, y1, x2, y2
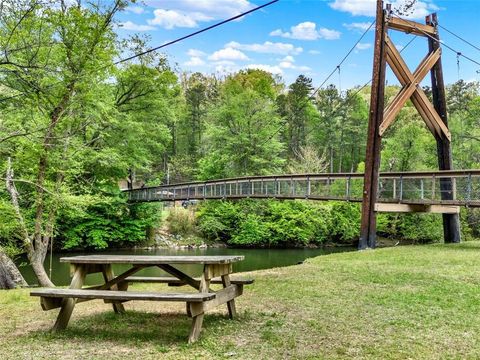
(359, 0, 461, 249)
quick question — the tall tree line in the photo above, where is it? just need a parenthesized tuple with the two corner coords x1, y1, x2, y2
(0, 0, 479, 288)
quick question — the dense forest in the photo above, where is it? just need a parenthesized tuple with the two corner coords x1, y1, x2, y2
(0, 1, 480, 287)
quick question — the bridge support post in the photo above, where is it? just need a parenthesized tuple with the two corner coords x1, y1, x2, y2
(427, 14, 461, 243)
(359, 0, 386, 250)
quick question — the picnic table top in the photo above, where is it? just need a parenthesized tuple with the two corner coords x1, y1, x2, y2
(60, 255, 245, 265)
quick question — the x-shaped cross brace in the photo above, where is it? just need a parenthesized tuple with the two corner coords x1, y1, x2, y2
(380, 34, 451, 141)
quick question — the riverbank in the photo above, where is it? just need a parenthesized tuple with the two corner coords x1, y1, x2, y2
(3, 241, 480, 359)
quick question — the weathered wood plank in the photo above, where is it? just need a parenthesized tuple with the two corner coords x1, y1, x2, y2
(35, 267, 143, 310)
(157, 264, 202, 290)
(374, 203, 460, 214)
(125, 276, 254, 285)
(188, 284, 243, 317)
(188, 267, 212, 343)
(101, 264, 125, 314)
(31, 288, 215, 302)
(188, 313, 204, 343)
(221, 275, 237, 319)
(387, 17, 436, 37)
(52, 265, 86, 331)
(60, 255, 244, 265)
(204, 264, 232, 280)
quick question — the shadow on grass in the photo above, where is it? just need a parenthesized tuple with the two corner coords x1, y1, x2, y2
(430, 241, 480, 252)
(27, 310, 238, 347)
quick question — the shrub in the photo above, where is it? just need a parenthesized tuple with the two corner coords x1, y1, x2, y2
(197, 199, 360, 247)
(167, 207, 197, 236)
(57, 191, 161, 250)
(328, 202, 361, 243)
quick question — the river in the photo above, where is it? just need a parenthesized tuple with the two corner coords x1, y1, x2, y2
(18, 247, 354, 286)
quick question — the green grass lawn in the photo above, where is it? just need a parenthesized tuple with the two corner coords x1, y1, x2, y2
(2, 242, 480, 359)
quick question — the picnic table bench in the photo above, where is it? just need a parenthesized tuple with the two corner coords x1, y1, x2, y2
(30, 255, 252, 343)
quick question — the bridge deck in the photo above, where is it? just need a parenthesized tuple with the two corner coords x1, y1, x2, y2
(123, 170, 480, 208)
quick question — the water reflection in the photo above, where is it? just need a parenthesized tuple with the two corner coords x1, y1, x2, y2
(18, 247, 354, 286)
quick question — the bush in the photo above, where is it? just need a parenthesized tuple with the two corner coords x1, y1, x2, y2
(57, 191, 161, 250)
(167, 207, 196, 236)
(197, 199, 361, 247)
(196, 199, 478, 247)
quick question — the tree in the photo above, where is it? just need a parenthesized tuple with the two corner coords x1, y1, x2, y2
(314, 85, 344, 172)
(198, 71, 284, 179)
(277, 75, 317, 159)
(0, 0, 128, 287)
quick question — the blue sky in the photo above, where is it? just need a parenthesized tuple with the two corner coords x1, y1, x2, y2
(115, 0, 480, 88)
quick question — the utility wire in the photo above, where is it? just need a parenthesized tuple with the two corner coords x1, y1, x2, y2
(242, 19, 376, 153)
(437, 24, 480, 54)
(115, 0, 278, 65)
(392, 13, 480, 68)
(309, 20, 375, 101)
(250, 33, 417, 160)
(0, 0, 279, 104)
(303, 35, 417, 140)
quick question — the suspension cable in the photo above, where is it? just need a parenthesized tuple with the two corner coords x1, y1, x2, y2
(392, 12, 480, 68)
(437, 24, 480, 54)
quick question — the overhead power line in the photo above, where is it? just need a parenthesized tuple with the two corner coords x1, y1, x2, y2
(0, 0, 279, 104)
(243, 19, 376, 152)
(115, 0, 279, 65)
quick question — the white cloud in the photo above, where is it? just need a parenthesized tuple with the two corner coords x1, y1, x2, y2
(279, 61, 311, 71)
(282, 55, 295, 62)
(187, 49, 206, 57)
(226, 41, 303, 55)
(148, 9, 202, 29)
(214, 60, 236, 66)
(395, 44, 405, 51)
(119, 21, 156, 31)
(145, 0, 255, 29)
(270, 22, 341, 40)
(209, 47, 249, 61)
(330, 0, 439, 19)
(355, 42, 372, 50)
(279, 61, 295, 69)
(309, 50, 321, 55)
(145, 0, 254, 18)
(246, 64, 283, 75)
(184, 57, 205, 66)
(125, 6, 145, 14)
(343, 22, 373, 32)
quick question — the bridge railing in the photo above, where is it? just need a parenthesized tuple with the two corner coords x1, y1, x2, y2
(123, 170, 480, 207)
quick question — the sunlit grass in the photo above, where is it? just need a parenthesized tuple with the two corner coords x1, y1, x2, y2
(2, 242, 480, 359)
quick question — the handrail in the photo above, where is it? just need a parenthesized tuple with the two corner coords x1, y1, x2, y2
(122, 169, 480, 192)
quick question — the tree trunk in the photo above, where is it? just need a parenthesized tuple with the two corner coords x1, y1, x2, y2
(29, 252, 54, 287)
(5, 157, 54, 287)
(0, 249, 27, 289)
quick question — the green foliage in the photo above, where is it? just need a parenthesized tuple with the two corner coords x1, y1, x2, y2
(328, 202, 361, 243)
(198, 199, 358, 247)
(58, 192, 161, 250)
(166, 208, 196, 236)
(0, 0, 478, 256)
(197, 73, 285, 180)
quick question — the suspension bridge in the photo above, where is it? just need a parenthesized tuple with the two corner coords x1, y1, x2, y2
(123, 170, 480, 213)
(124, 1, 480, 248)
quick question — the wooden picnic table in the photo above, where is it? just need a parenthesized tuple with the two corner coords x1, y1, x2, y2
(30, 255, 252, 343)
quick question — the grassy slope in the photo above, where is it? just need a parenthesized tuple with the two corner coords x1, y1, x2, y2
(2, 242, 480, 359)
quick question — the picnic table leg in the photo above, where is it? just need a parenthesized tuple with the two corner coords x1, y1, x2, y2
(101, 264, 125, 314)
(52, 265, 86, 331)
(221, 274, 237, 319)
(188, 265, 211, 343)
